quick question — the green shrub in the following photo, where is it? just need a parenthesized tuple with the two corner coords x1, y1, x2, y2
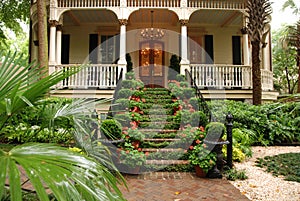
(115, 98, 129, 111)
(125, 71, 135, 80)
(189, 97, 199, 110)
(183, 88, 195, 99)
(100, 119, 122, 140)
(114, 113, 131, 127)
(205, 122, 226, 140)
(117, 88, 133, 99)
(5, 123, 74, 144)
(180, 82, 189, 88)
(176, 74, 185, 82)
(190, 111, 208, 127)
(223, 168, 248, 181)
(121, 80, 137, 89)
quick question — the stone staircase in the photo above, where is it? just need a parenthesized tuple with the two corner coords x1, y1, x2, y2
(130, 87, 192, 172)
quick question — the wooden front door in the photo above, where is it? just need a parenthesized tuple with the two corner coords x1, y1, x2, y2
(139, 41, 164, 87)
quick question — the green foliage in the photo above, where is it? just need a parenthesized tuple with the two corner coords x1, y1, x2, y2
(208, 100, 300, 145)
(190, 111, 208, 127)
(125, 71, 135, 80)
(0, 53, 126, 200)
(115, 98, 129, 111)
(255, 153, 300, 183)
(183, 88, 195, 99)
(272, 26, 298, 94)
(4, 123, 73, 144)
(175, 74, 186, 82)
(126, 128, 145, 141)
(100, 119, 122, 140)
(223, 168, 248, 181)
(114, 113, 132, 127)
(168, 55, 181, 80)
(188, 144, 217, 173)
(126, 53, 133, 72)
(0, 143, 125, 201)
(119, 142, 146, 168)
(117, 88, 133, 99)
(205, 122, 226, 140)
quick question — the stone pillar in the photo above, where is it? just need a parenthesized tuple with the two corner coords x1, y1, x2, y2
(56, 25, 62, 65)
(49, 20, 58, 66)
(180, 19, 190, 75)
(118, 19, 128, 78)
(241, 27, 249, 66)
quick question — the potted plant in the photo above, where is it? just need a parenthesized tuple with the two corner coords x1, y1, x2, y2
(188, 143, 217, 177)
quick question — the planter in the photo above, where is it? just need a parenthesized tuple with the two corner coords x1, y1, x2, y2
(194, 165, 207, 178)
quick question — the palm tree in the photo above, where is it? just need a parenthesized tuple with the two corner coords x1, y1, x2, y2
(246, 0, 272, 105)
(282, 0, 300, 15)
(0, 52, 126, 201)
(36, 0, 48, 72)
(286, 20, 300, 93)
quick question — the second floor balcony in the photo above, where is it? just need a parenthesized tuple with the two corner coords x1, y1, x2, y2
(55, 0, 246, 10)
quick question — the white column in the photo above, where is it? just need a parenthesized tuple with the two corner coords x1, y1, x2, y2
(262, 43, 270, 70)
(180, 20, 190, 75)
(56, 25, 62, 65)
(49, 20, 57, 66)
(118, 19, 127, 78)
(241, 27, 249, 65)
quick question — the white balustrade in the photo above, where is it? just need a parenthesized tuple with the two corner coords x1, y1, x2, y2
(189, 64, 252, 89)
(261, 69, 273, 91)
(188, 0, 245, 9)
(56, 0, 244, 9)
(55, 64, 120, 89)
(57, 0, 120, 7)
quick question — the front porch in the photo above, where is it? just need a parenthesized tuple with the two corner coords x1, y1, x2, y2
(50, 63, 277, 102)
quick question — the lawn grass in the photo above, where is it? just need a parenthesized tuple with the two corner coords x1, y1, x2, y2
(255, 152, 300, 183)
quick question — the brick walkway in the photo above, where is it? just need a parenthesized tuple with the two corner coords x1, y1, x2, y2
(118, 172, 249, 201)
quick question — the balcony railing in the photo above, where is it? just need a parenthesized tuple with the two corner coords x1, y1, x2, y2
(56, 0, 245, 9)
(190, 64, 273, 91)
(261, 69, 273, 91)
(54, 63, 273, 91)
(55, 64, 120, 89)
(188, 0, 245, 9)
(57, 0, 120, 7)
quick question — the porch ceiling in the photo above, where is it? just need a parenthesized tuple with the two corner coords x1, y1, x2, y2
(62, 9, 242, 27)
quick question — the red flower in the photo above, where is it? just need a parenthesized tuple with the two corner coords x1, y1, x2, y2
(203, 144, 207, 148)
(145, 152, 149, 156)
(138, 148, 142, 152)
(189, 145, 194, 150)
(199, 126, 205, 132)
(126, 150, 130, 154)
(195, 139, 201, 144)
(142, 98, 146, 103)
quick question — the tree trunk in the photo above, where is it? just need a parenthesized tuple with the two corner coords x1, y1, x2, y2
(297, 50, 300, 93)
(37, 0, 48, 75)
(252, 41, 262, 105)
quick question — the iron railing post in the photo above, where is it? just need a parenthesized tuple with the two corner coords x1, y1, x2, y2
(226, 113, 233, 169)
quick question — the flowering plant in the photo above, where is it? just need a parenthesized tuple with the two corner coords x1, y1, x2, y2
(188, 143, 217, 173)
(119, 143, 146, 168)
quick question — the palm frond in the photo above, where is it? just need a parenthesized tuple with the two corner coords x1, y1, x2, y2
(0, 143, 126, 201)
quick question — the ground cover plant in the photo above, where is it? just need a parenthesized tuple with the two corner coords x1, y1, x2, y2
(255, 153, 300, 183)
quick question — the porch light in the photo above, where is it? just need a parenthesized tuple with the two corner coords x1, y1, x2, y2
(140, 11, 165, 40)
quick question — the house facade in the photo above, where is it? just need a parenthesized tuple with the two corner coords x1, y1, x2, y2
(30, 0, 278, 105)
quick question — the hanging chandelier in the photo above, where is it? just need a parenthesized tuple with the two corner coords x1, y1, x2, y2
(140, 11, 165, 40)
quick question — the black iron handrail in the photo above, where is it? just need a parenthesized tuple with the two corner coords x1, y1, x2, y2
(185, 69, 214, 122)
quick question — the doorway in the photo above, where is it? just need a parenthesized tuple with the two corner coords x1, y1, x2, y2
(139, 40, 165, 87)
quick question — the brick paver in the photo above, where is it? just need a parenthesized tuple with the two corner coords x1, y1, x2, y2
(118, 172, 249, 201)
